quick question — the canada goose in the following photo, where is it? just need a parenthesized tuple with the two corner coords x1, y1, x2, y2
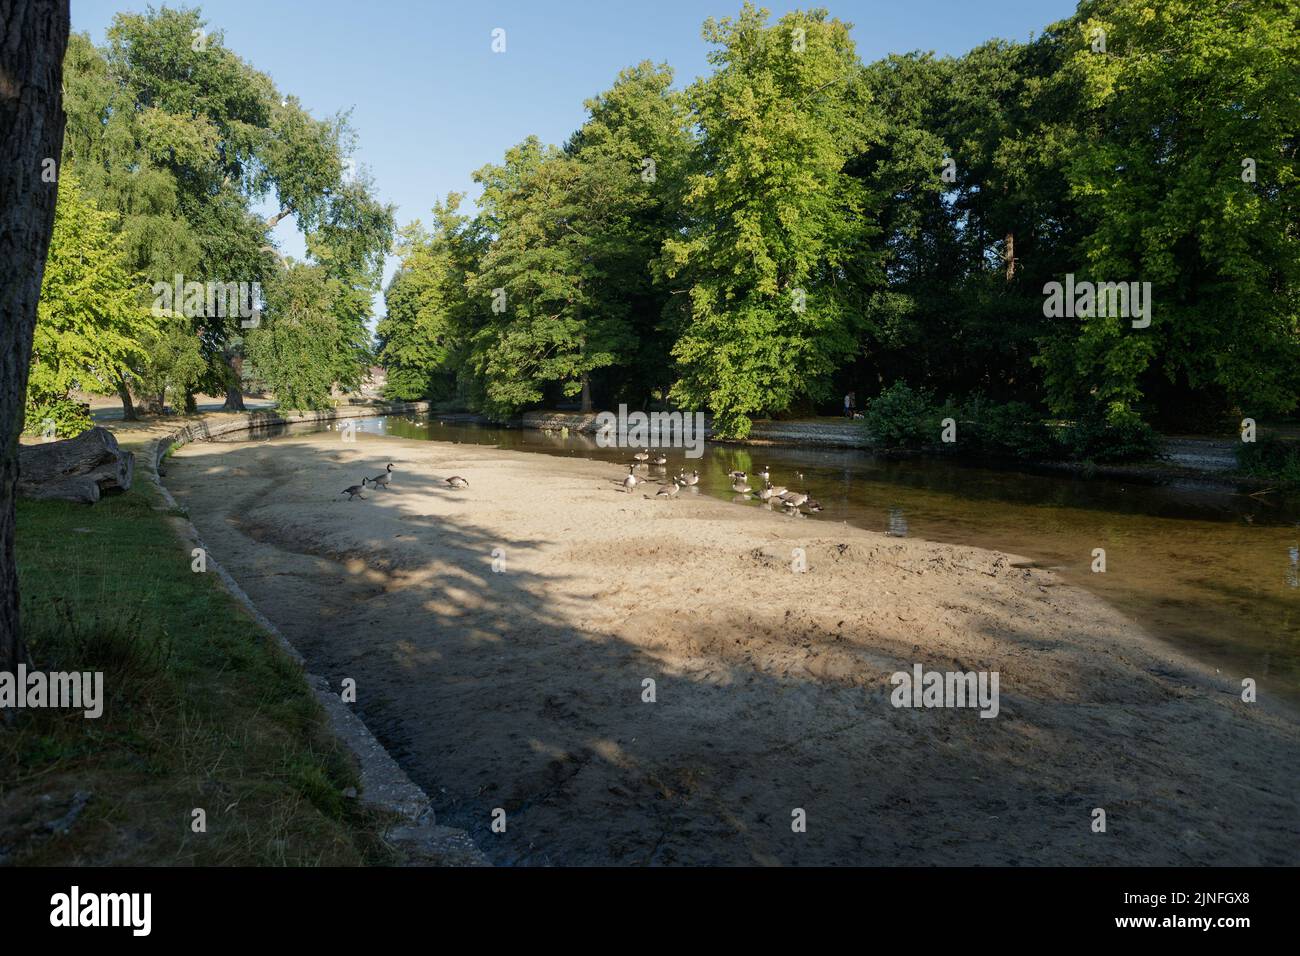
(633, 449, 650, 463)
(731, 477, 752, 494)
(682, 470, 700, 486)
(804, 498, 823, 513)
(780, 491, 809, 508)
(650, 451, 667, 466)
(728, 470, 746, 480)
(622, 466, 640, 493)
(369, 462, 394, 489)
(445, 476, 469, 488)
(757, 482, 778, 501)
(756, 466, 770, 481)
(653, 477, 682, 498)
(340, 478, 369, 500)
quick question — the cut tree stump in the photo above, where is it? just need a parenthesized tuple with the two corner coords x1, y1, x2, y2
(18, 427, 134, 504)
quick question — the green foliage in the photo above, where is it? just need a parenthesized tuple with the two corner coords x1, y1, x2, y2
(949, 396, 1056, 461)
(863, 383, 1155, 462)
(663, 5, 880, 437)
(863, 382, 941, 449)
(1237, 435, 1300, 489)
(378, 199, 482, 402)
(61, 8, 392, 411)
(26, 171, 155, 436)
(245, 263, 363, 411)
(1056, 404, 1159, 463)
(65, 1, 1288, 440)
(465, 138, 644, 417)
(1035, 0, 1300, 422)
(25, 399, 93, 441)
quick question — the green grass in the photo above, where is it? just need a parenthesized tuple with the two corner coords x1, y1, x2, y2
(2, 483, 397, 865)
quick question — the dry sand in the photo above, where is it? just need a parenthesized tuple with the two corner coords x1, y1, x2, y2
(166, 432, 1300, 865)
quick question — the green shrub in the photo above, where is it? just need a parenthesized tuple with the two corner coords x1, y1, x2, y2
(1057, 404, 1159, 462)
(24, 397, 92, 439)
(949, 396, 1055, 460)
(863, 382, 940, 449)
(1238, 434, 1300, 488)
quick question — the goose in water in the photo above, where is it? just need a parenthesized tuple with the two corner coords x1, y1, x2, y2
(369, 462, 394, 489)
(757, 481, 780, 501)
(727, 469, 746, 480)
(633, 449, 650, 463)
(445, 476, 469, 488)
(780, 491, 809, 508)
(650, 451, 668, 466)
(682, 470, 700, 486)
(340, 478, 369, 501)
(756, 465, 770, 481)
(622, 466, 640, 493)
(731, 477, 752, 494)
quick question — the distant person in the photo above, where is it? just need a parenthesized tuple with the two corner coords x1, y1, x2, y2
(844, 391, 856, 419)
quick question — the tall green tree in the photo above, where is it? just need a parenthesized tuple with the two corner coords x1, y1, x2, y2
(61, 7, 392, 414)
(662, 4, 881, 436)
(466, 137, 641, 416)
(1036, 0, 1300, 426)
(568, 61, 694, 406)
(378, 195, 483, 402)
(245, 262, 362, 411)
(26, 171, 157, 436)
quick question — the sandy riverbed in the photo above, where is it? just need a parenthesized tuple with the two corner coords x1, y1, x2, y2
(165, 432, 1299, 865)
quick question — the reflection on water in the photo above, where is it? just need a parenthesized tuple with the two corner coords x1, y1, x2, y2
(224, 414, 1300, 702)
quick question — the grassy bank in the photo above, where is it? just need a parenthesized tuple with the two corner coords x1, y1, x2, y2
(2, 481, 396, 865)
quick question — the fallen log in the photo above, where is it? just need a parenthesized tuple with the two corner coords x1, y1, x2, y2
(18, 426, 134, 504)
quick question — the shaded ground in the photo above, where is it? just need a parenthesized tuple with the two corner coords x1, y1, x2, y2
(165, 433, 1300, 866)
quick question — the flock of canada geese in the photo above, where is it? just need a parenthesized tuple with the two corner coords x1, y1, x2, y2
(623, 449, 823, 515)
(338, 462, 468, 500)
(335, 449, 820, 515)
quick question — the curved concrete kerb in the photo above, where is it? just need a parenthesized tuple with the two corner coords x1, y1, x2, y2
(142, 401, 487, 865)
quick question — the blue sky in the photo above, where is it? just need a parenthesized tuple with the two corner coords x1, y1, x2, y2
(71, 0, 1079, 307)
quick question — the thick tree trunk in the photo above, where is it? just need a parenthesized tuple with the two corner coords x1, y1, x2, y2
(580, 373, 593, 413)
(18, 426, 133, 503)
(222, 382, 245, 411)
(220, 350, 245, 411)
(116, 375, 137, 421)
(0, 0, 71, 676)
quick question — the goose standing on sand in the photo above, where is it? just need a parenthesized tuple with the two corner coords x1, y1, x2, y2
(340, 478, 369, 501)
(445, 476, 470, 488)
(652, 477, 682, 499)
(622, 466, 641, 493)
(780, 491, 809, 509)
(369, 462, 394, 490)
